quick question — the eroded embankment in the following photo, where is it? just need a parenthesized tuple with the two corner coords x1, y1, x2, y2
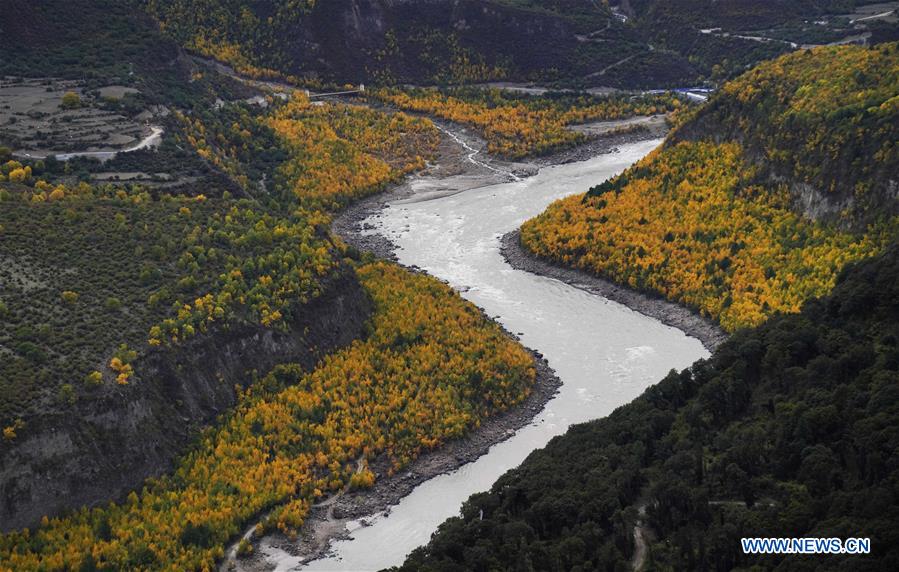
(0, 265, 372, 532)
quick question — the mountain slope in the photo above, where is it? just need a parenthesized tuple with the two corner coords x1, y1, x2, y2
(144, 0, 698, 87)
(520, 43, 898, 331)
(672, 43, 899, 225)
(616, 0, 899, 78)
(144, 0, 899, 89)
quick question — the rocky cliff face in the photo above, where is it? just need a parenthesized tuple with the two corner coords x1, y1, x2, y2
(0, 266, 371, 532)
(670, 109, 899, 230)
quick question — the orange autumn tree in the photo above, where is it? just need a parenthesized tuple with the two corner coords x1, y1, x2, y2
(268, 94, 439, 208)
(522, 140, 895, 331)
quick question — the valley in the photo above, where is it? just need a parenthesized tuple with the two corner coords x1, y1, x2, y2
(1, 2, 898, 571)
(230, 131, 710, 572)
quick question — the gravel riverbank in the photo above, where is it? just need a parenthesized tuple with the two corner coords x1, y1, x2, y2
(500, 230, 727, 351)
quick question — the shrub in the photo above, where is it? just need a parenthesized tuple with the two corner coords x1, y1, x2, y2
(61, 291, 79, 304)
(60, 91, 82, 110)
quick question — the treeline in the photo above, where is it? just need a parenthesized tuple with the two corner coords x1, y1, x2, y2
(390, 239, 899, 572)
(521, 44, 898, 332)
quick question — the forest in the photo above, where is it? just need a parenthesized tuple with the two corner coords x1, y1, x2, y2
(391, 235, 899, 572)
(372, 87, 680, 159)
(521, 140, 893, 331)
(0, 65, 544, 570)
(0, 179, 306, 424)
(143, 0, 652, 86)
(0, 0, 565, 564)
(0, 0, 176, 81)
(0, 80, 445, 427)
(521, 44, 899, 331)
(268, 96, 439, 207)
(3, 1, 898, 570)
(0, 262, 535, 571)
(673, 42, 899, 225)
(140, 0, 899, 90)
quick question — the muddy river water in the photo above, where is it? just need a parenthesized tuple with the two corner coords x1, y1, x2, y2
(275, 138, 709, 570)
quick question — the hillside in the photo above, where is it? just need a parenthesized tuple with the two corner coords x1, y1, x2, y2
(520, 43, 898, 331)
(3, 2, 898, 570)
(392, 227, 899, 572)
(0, 0, 176, 81)
(0, 88, 444, 533)
(0, 262, 537, 570)
(144, 0, 899, 89)
(144, 0, 695, 88)
(4, 0, 894, 92)
(616, 0, 899, 78)
(673, 43, 899, 225)
(0, 0, 546, 543)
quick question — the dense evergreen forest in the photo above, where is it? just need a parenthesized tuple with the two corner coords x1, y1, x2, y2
(392, 240, 899, 572)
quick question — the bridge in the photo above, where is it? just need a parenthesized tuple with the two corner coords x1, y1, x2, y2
(306, 84, 365, 99)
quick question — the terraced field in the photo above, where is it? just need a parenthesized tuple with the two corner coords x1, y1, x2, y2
(0, 77, 155, 157)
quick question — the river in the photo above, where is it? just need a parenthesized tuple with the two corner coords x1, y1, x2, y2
(256, 138, 710, 571)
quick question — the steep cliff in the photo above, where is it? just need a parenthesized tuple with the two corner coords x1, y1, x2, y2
(0, 266, 371, 531)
